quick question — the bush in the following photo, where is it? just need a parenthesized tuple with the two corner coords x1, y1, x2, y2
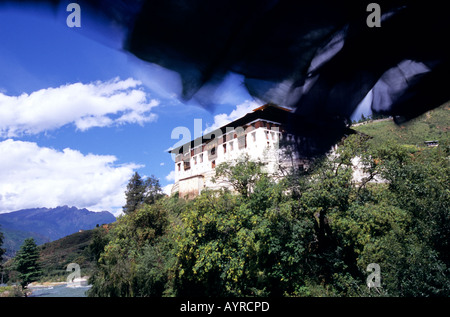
(88, 133, 450, 297)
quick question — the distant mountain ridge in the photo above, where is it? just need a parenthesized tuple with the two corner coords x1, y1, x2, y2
(0, 205, 116, 257)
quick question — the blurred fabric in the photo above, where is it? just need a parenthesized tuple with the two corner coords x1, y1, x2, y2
(4, 0, 449, 155)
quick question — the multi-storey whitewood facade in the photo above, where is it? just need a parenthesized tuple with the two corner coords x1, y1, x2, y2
(168, 104, 302, 198)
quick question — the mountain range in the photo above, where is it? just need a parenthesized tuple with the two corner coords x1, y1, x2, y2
(0, 205, 116, 257)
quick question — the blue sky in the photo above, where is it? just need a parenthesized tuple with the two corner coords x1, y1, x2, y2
(0, 3, 260, 215)
(0, 2, 370, 216)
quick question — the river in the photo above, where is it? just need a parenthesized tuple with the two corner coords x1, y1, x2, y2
(28, 282, 91, 297)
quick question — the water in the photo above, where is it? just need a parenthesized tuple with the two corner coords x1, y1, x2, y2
(29, 284, 92, 297)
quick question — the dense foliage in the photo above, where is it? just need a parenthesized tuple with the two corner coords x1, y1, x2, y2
(14, 238, 42, 289)
(38, 229, 99, 280)
(123, 172, 164, 215)
(88, 115, 449, 297)
(0, 228, 5, 272)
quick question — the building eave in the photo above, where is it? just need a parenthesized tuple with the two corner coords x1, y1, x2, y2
(167, 103, 293, 154)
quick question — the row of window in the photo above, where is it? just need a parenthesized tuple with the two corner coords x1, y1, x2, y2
(177, 129, 285, 173)
(177, 150, 217, 172)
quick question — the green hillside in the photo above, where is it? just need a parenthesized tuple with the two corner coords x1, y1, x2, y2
(3, 227, 106, 284)
(37, 228, 106, 281)
(4, 225, 108, 282)
(353, 102, 449, 147)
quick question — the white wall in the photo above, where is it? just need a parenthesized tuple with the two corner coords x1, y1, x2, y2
(173, 126, 285, 195)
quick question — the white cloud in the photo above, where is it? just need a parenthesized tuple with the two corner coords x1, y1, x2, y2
(162, 184, 173, 196)
(204, 100, 262, 133)
(165, 170, 176, 182)
(0, 139, 140, 215)
(0, 77, 159, 137)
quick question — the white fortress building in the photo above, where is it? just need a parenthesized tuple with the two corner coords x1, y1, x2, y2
(168, 104, 304, 198)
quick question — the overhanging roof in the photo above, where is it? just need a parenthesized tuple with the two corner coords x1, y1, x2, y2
(167, 104, 292, 154)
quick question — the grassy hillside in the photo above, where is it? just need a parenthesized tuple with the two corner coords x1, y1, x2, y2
(37, 228, 99, 281)
(353, 102, 449, 147)
(3, 225, 109, 285)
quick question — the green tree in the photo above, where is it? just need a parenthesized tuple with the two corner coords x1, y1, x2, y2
(88, 227, 109, 263)
(368, 141, 450, 296)
(123, 172, 146, 215)
(14, 238, 42, 290)
(0, 227, 5, 271)
(174, 158, 318, 296)
(143, 175, 165, 205)
(123, 172, 164, 215)
(88, 200, 172, 296)
(88, 131, 450, 297)
(296, 140, 355, 290)
(212, 154, 266, 197)
(324, 135, 450, 296)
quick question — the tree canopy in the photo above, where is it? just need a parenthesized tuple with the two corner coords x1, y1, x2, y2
(0, 227, 5, 271)
(88, 130, 450, 297)
(122, 172, 164, 215)
(14, 238, 42, 290)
